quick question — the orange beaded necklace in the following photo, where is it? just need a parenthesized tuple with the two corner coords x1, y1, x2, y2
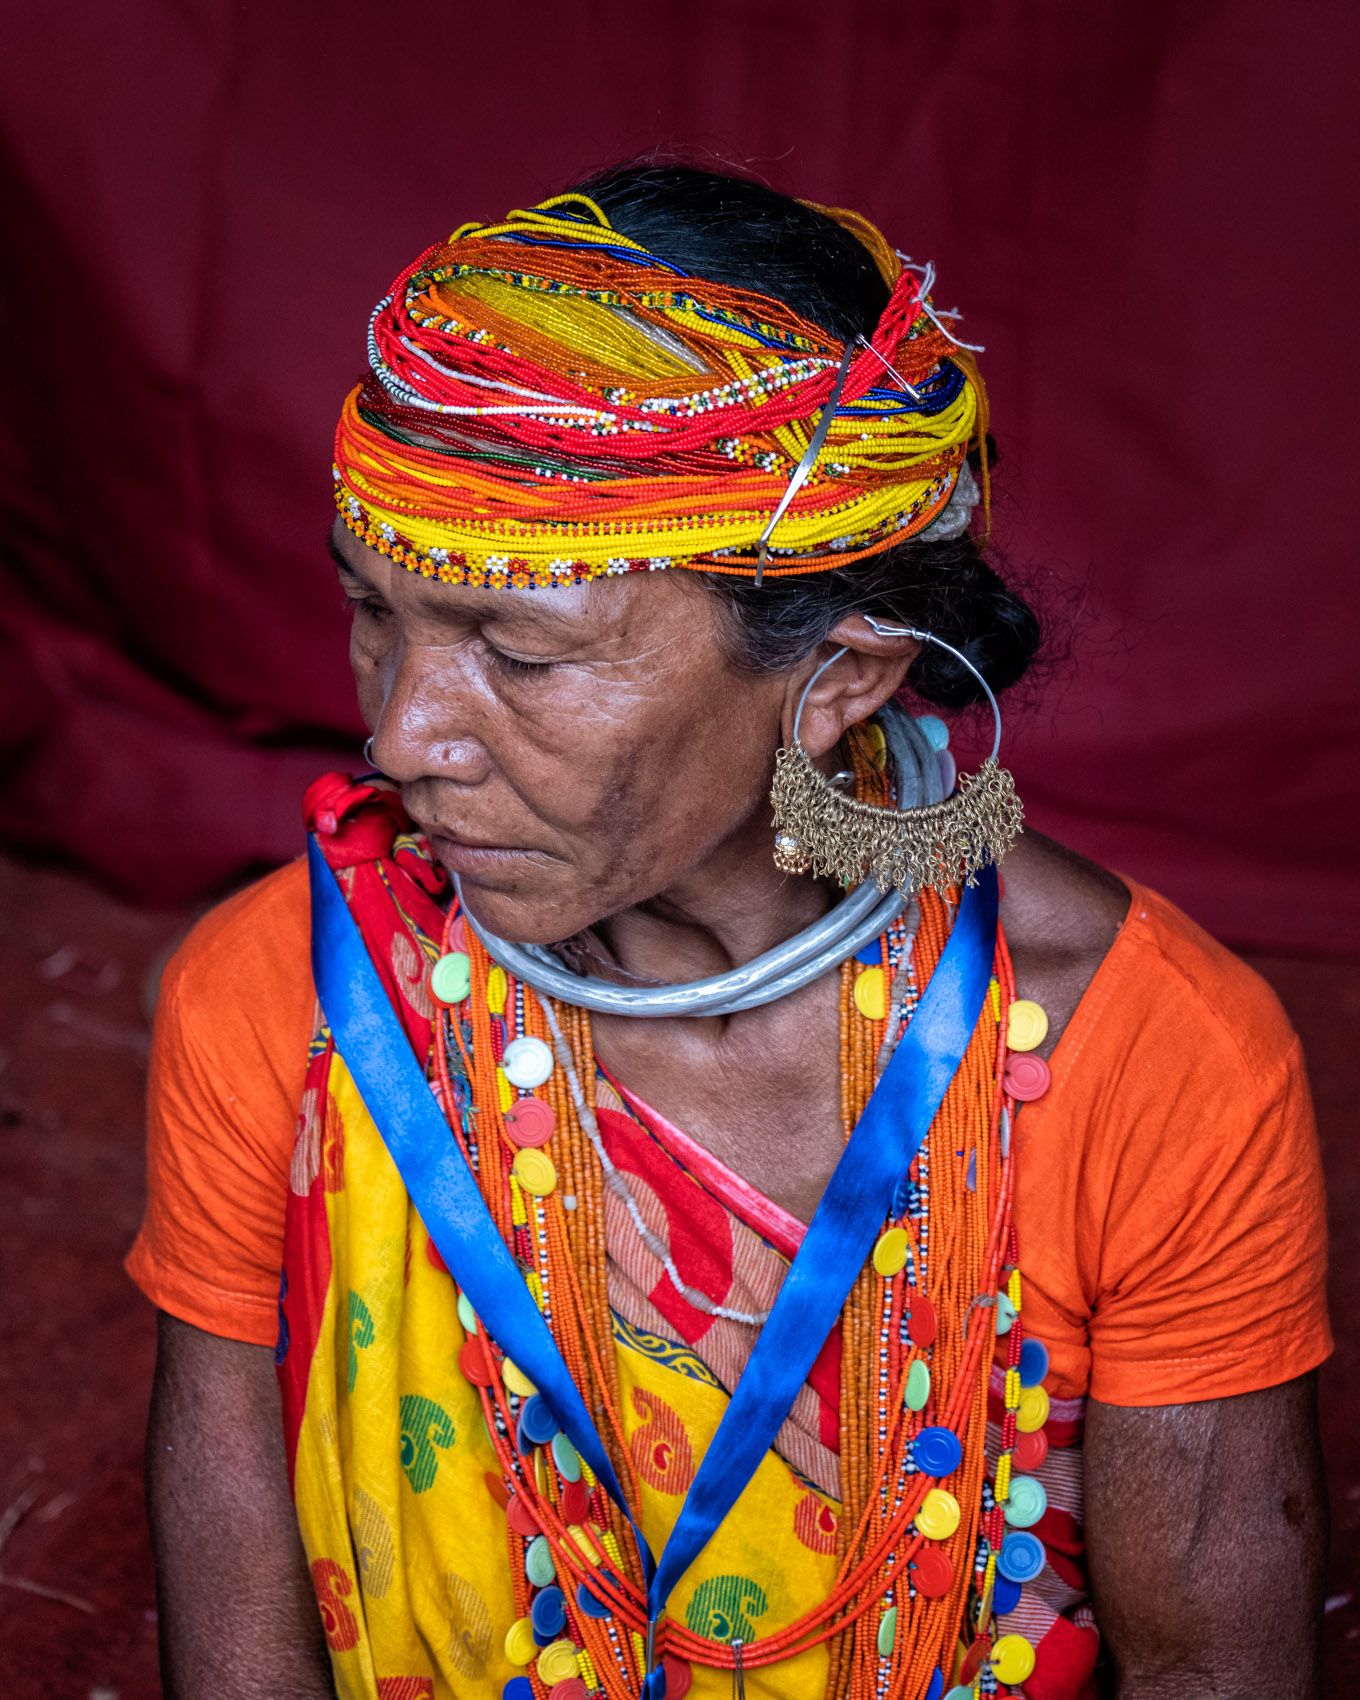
(429, 735, 1020, 1698)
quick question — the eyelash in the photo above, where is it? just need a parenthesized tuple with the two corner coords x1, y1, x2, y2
(340, 595, 551, 674)
(486, 644, 553, 677)
(344, 593, 391, 624)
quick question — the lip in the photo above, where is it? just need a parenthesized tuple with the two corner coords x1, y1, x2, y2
(428, 830, 551, 878)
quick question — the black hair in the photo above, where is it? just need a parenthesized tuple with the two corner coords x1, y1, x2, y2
(569, 161, 1040, 709)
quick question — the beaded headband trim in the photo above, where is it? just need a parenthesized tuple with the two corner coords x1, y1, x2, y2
(332, 193, 990, 590)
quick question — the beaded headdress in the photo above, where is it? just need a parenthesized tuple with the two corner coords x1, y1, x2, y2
(333, 193, 989, 591)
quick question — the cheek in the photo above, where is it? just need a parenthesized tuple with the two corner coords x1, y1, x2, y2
(349, 623, 387, 717)
(573, 679, 776, 890)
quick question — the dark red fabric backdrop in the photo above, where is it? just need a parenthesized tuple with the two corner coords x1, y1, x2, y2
(2, 0, 1357, 948)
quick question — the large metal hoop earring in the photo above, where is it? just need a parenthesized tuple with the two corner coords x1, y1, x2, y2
(770, 621, 1023, 896)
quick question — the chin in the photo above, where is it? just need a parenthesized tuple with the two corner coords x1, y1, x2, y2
(451, 873, 595, 949)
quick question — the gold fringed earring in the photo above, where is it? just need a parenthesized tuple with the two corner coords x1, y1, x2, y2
(771, 620, 1023, 897)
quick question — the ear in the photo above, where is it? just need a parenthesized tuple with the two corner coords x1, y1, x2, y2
(779, 615, 923, 758)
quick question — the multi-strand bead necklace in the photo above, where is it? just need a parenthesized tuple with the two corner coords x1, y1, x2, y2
(425, 739, 1049, 1698)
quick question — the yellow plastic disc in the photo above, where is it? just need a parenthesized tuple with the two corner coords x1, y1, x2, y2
(872, 1227, 910, 1278)
(1015, 1384, 1051, 1434)
(502, 1358, 537, 1399)
(991, 1633, 1037, 1685)
(504, 1616, 537, 1666)
(853, 965, 888, 1021)
(566, 1523, 602, 1565)
(513, 1148, 557, 1198)
(486, 964, 509, 1015)
(863, 721, 887, 771)
(915, 1487, 961, 1541)
(496, 1067, 514, 1115)
(1006, 998, 1049, 1052)
(536, 1641, 580, 1686)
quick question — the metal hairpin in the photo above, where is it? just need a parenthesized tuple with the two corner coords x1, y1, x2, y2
(856, 334, 921, 400)
(894, 253, 986, 353)
(754, 343, 856, 587)
(750, 307, 960, 588)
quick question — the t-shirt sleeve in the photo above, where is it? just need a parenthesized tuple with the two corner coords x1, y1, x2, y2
(1086, 974, 1331, 1406)
(125, 866, 312, 1346)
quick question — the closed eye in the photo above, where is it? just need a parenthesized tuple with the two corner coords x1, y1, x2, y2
(343, 590, 393, 623)
(484, 642, 555, 677)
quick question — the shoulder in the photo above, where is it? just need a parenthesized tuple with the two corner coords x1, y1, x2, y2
(1113, 883, 1297, 1084)
(152, 856, 316, 1130)
(159, 856, 312, 1033)
(132, 858, 314, 1342)
(1001, 829, 1295, 1085)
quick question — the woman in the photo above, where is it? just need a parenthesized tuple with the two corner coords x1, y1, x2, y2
(129, 164, 1329, 1700)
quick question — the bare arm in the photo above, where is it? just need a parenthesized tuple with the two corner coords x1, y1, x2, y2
(147, 1311, 336, 1700)
(1085, 1374, 1327, 1698)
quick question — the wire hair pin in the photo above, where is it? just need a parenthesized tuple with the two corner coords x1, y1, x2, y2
(894, 253, 986, 353)
(855, 335, 921, 401)
(754, 342, 857, 586)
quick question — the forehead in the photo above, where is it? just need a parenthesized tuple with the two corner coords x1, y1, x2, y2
(328, 517, 655, 633)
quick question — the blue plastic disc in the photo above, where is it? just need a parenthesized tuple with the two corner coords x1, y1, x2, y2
(992, 1572, 1023, 1615)
(517, 1393, 559, 1448)
(1018, 1337, 1050, 1388)
(912, 1425, 963, 1478)
(997, 1529, 1046, 1584)
(530, 1584, 567, 1639)
(503, 1681, 534, 1700)
(576, 1575, 615, 1620)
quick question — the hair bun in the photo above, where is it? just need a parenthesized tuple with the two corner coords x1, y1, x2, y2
(904, 539, 1040, 710)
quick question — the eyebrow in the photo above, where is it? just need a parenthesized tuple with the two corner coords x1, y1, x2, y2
(326, 529, 592, 632)
(328, 533, 365, 581)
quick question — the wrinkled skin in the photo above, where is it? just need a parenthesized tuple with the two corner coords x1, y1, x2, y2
(145, 521, 1327, 1700)
(335, 520, 890, 955)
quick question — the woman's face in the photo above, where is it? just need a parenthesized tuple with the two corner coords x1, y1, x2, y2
(332, 521, 794, 943)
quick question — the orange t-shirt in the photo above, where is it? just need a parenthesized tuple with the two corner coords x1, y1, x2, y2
(126, 856, 1331, 1407)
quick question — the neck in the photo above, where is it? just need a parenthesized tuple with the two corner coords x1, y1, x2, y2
(577, 813, 835, 990)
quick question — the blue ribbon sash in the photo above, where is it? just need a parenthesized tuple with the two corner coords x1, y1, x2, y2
(309, 837, 997, 1680)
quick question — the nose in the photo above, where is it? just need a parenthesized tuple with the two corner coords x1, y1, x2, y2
(368, 640, 491, 787)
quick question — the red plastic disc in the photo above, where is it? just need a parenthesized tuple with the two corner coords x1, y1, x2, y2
(504, 1096, 556, 1148)
(483, 1471, 510, 1509)
(662, 1657, 693, 1700)
(912, 1547, 954, 1598)
(560, 1478, 591, 1524)
(505, 1493, 540, 1538)
(958, 1635, 991, 1686)
(549, 1682, 587, 1700)
(1003, 1053, 1051, 1103)
(459, 1335, 495, 1387)
(1013, 1427, 1049, 1472)
(908, 1293, 938, 1348)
